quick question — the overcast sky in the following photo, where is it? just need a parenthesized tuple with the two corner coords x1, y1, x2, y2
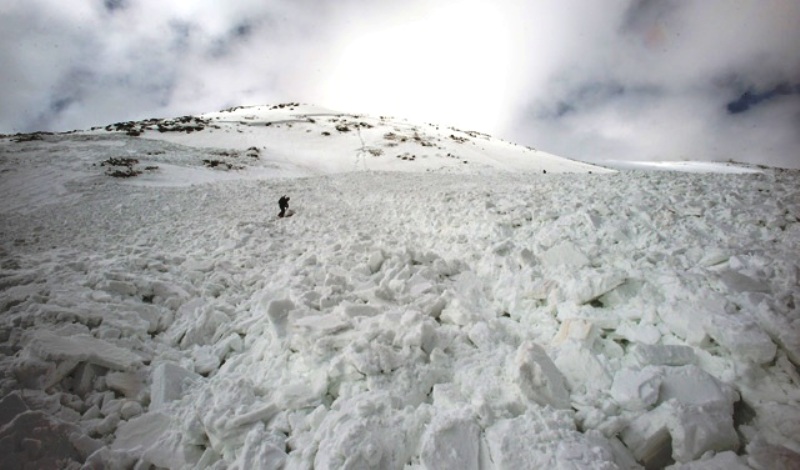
(1, 0, 798, 168)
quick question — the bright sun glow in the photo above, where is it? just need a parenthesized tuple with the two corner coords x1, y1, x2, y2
(323, 2, 515, 133)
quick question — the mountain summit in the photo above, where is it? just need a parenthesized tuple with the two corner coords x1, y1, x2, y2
(87, 102, 610, 179)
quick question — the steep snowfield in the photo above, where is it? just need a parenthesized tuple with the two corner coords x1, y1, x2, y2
(1, 106, 799, 469)
(89, 103, 609, 177)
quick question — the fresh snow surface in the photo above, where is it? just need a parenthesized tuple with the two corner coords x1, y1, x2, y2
(598, 160, 765, 174)
(1, 104, 799, 469)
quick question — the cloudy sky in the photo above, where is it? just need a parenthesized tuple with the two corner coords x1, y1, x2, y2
(1, 0, 798, 168)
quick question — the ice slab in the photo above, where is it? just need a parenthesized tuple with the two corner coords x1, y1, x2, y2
(26, 330, 142, 371)
(0, 410, 103, 468)
(420, 410, 480, 470)
(513, 341, 571, 409)
(707, 313, 776, 364)
(485, 408, 619, 469)
(621, 366, 739, 465)
(665, 450, 750, 469)
(611, 367, 662, 411)
(631, 344, 696, 367)
(113, 411, 202, 468)
(553, 342, 612, 394)
(150, 362, 201, 410)
(539, 241, 590, 270)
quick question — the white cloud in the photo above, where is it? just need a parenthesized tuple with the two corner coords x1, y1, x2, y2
(0, 0, 797, 168)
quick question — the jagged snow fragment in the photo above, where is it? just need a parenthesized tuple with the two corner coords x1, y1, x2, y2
(553, 342, 613, 394)
(747, 298, 800, 365)
(105, 371, 145, 398)
(26, 330, 142, 371)
(659, 365, 739, 407)
(665, 450, 750, 469)
(312, 392, 424, 470)
(715, 269, 770, 293)
(265, 298, 294, 339)
(419, 409, 480, 470)
(621, 365, 739, 465)
(610, 367, 662, 411)
(613, 321, 662, 345)
(150, 362, 201, 410)
(551, 318, 597, 347)
(656, 301, 713, 345)
(0, 404, 103, 468)
(513, 341, 571, 409)
(706, 313, 776, 364)
(112, 412, 201, 468)
(367, 250, 385, 273)
(552, 270, 627, 305)
(484, 408, 620, 469)
(539, 240, 590, 270)
(631, 344, 696, 367)
(745, 437, 800, 470)
(749, 402, 800, 455)
(232, 422, 287, 470)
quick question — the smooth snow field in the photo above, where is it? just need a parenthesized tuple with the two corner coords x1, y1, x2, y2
(1, 106, 799, 469)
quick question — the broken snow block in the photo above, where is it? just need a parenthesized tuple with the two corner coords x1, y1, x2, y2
(656, 301, 712, 345)
(716, 269, 770, 294)
(105, 371, 145, 399)
(0, 410, 98, 468)
(113, 411, 202, 468)
(440, 295, 486, 326)
(150, 362, 201, 410)
(631, 344, 696, 367)
(213, 333, 243, 360)
(194, 350, 221, 376)
(339, 302, 381, 318)
(620, 406, 674, 469)
(539, 241, 590, 271)
(553, 342, 612, 394)
(266, 298, 294, 339)
(0, 392, 28, 425)
(614, 321, 662, 345)
(610, 367, 662, 411)
(749, 402, 800, 456)
(622, 369, 739, 466)
(420, 410, 480, 470)
(512, 341, 570, 409)
(659, 365, 738, 408)
(551, 318, 597, 347)
(367, 250, 385, 274)
(485, 408, 619, 469)
(551, 270, 627, 306)
(664, 400, 739, 464)
(27, 330, 142, 371)
(749, 300, 800, 366)
(667, 450, 751, 469)
(292, 312, 351, 338)
(706, 314, 776, 364)
(72, 362, 104, 397)
(235, 423, 287, 469)
(746, 437, 800, 470)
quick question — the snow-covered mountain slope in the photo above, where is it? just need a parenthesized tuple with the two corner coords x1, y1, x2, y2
(87, 103, 609, 178)
(1, 106, 799, 469)
(599, 160, 765, 174)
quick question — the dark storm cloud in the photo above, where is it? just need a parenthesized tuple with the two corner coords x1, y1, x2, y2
(727, 84, 800, 114)
(103, 0, 127, 13)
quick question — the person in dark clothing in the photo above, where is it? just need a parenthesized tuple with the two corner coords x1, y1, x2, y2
(278, 195, 290, 217)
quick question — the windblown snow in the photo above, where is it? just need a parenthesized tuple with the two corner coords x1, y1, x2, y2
(1, 104, 798, 469)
